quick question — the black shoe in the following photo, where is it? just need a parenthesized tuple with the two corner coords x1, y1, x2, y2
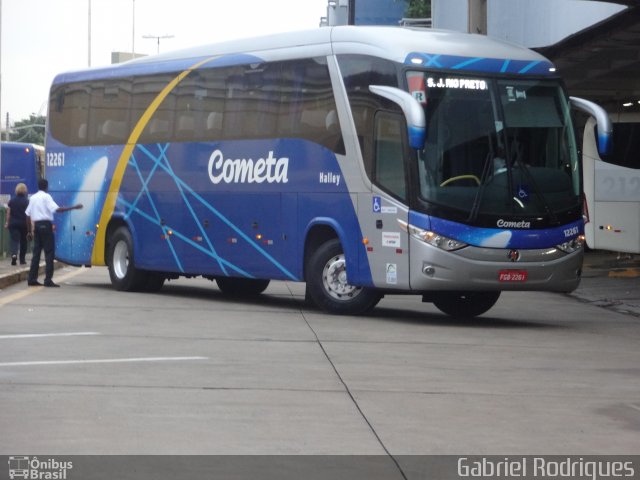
(44, 281, 60, 288)
(20, 261, 27, 265)
(28, 281, 43, 286)
(11, 256, 17, 266)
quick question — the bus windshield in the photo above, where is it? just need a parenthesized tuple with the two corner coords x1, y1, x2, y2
(410, 72, 579, 225)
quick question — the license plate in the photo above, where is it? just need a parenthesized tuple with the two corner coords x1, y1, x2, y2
(498, 270, 528, 282)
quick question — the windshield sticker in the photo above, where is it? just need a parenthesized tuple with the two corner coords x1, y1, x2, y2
(506, 86, 527, 101)
(515, 184, 530, 203)
(408, 71, 427, 104)
(426, 77, 488, 90)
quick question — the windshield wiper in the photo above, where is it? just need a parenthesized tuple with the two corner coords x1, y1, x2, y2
(467, 132, 497, 223)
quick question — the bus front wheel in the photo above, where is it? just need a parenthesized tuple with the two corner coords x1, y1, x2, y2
(107, 227, 147, 292)
(306, 239, 381, 315)
(433, 291, 501, 318)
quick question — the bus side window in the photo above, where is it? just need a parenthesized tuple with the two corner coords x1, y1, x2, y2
(88, 80, 131, 145)
(282, 58, 344, 154)
(48, 84, 91, 146)
(337, 54, 399, 177)
(374, 111, 407, 201)
(596, 123, 640, 169)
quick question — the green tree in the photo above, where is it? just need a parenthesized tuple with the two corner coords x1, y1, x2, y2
(9, 114, 46, 145)
(405, 0, 431, 18)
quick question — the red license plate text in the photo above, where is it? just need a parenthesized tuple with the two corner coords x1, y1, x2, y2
(498, 270, 528, 282)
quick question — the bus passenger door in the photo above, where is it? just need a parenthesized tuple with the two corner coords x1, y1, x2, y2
(51, 190, 97, 266)
(359, 111, 411, 289)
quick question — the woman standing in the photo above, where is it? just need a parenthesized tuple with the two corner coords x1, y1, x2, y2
(4, 183, 30, 266)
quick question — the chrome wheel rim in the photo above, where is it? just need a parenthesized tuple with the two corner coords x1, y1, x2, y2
(322, 253, 362, 301)
(112, 240, 130, 280)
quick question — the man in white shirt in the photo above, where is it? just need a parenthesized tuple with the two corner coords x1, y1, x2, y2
(25, 178, 83, 287)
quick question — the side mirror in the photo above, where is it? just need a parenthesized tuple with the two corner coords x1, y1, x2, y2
(570, 96, 612, 156)
(369, 85, 426, 149)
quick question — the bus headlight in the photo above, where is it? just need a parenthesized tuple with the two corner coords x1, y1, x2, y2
(556, 235, 585, 253)
(406, 224, 467, 251)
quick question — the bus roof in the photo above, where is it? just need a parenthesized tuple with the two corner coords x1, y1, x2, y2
(52, 26, 555, 85)
(1, 141, 43, 152)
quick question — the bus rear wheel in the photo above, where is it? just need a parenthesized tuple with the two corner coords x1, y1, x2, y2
(306, 239, 381, 315)
(107, 227, 147, 292)
(216, 277, 270, 296)
(433, 291, 501, 318)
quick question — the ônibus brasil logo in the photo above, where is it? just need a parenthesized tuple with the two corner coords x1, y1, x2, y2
(8, 456, 73, 480)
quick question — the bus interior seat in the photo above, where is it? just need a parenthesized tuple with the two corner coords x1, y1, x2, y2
(175, 114, 195, 141)
(325, 110, 339, 135)
(300, 109, 326, 131)
(147, 118, 170, 140)
(206, 112, 223, 136)
(100, 120, 127, 142)
(78, 123, 87, 141)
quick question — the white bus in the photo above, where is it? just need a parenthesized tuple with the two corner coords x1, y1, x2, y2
(583, 112, 640, 254)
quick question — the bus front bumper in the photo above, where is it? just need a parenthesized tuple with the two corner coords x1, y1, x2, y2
(409, 240, 583, 293)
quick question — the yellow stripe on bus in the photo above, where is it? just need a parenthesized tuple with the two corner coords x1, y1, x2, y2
(91, 57, 215, 266)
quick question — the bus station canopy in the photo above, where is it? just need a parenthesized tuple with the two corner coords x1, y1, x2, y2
(536, 2, 640, 113)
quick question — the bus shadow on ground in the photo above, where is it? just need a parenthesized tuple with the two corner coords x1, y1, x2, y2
(99, 280, 563, 330)
(368, 306, 564, 330)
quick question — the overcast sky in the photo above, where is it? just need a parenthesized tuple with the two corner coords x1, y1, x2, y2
(1, 0, 329, 124)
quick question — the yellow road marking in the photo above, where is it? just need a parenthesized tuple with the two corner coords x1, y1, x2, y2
(0, 267, 88, 308)
(608, 269, 640, 278)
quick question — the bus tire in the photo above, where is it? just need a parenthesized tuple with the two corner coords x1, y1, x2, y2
(306, 239, 381, 315)
(107, 227, 147, 292)
(433, 291, 501, 318)
(216, 277, 270, 296)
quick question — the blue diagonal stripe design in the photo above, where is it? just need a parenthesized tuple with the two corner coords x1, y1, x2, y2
(453, 57, 482, 70)
(124, 144, 184, 273)
(119, 197, 253, 277)
(119, 143, 298, 281)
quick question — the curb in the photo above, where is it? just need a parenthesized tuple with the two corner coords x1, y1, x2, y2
(0, 261, 64, 289)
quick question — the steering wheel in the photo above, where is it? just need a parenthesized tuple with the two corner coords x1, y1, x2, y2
(440, 174, 481, 187)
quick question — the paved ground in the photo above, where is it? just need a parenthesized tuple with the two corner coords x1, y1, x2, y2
(573, 250, 640, 317)
(0, 250, 638, 477)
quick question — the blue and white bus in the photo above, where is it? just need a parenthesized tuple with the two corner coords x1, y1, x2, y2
(45, 26, 611, 317)
(583, 112, 640, 254)
(0, 142, 45, 199)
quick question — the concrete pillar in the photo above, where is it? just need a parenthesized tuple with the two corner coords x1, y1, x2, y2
(468, 0, 487, 34)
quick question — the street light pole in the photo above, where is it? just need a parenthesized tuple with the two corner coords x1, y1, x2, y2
(143, 34, 174, 54)
(88, 0, 92, 66)
(132, 0, 135, 56)
(1, 0, 3, 178)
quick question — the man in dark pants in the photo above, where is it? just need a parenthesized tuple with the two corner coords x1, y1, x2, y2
(25, 178, 83, 287)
